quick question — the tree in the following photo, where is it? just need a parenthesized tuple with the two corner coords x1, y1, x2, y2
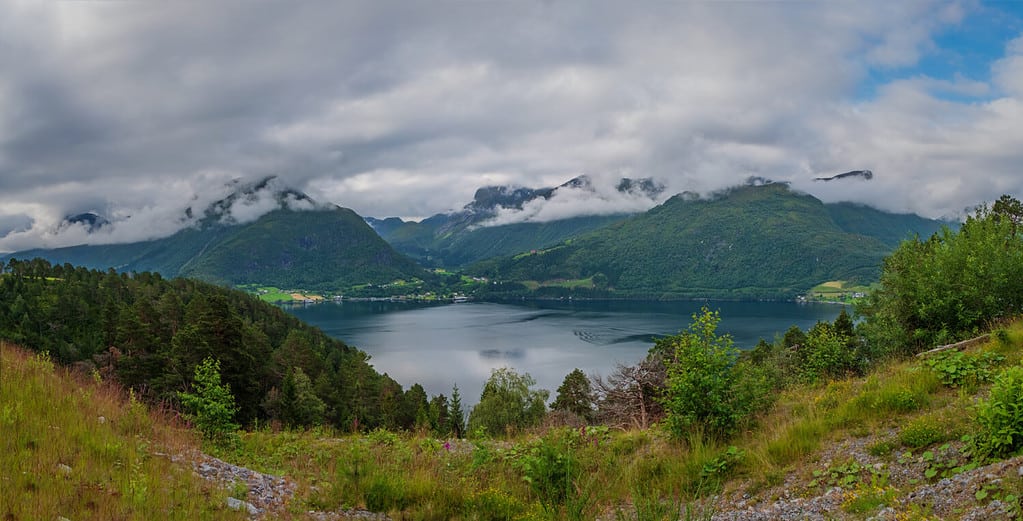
(860, 195, 1023, 356)
(659, 307, 763, 440)
(468, 368, 548, 437)
(280, 367, 326, 427)
(178, 357, 239, 444)
(550, 368, 594, 422)
(592, 357, 664, 429)
(448, 384, 466, 438)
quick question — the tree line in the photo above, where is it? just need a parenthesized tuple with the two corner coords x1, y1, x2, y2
(0, 259, 435, 432)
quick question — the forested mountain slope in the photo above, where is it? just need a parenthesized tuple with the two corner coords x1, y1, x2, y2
(0, 259, 430, 430)
(470, 183, 944, 299)
(5, 207, 427, 291)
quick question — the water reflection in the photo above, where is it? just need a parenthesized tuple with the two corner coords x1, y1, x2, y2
(288, 300, 844, 405)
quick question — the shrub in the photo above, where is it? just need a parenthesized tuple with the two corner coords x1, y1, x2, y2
(660, 307, 766, 440)
(973, 365, 1023, 459)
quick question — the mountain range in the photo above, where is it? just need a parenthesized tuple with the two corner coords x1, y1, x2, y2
(367, 175, 664, 267)
(3, 179, 425, 291)
(3, 176, 952, 299)
(467, 181, 949, 299)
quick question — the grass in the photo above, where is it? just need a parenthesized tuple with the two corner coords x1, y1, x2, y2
(6, 317, 1023, 520)
(0, 342, 247, 521)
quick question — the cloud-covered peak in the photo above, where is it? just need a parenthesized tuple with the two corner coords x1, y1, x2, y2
(0, 175, 320, 253)
(477, 174, 668, 227)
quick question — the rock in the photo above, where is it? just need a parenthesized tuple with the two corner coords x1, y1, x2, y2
(226, 496, 260, 515)
(57, 463, 72, 475)
(97, 416, 106, 424)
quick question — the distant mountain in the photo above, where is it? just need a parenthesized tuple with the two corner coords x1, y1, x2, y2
(369, 175, 664, 267)
(468, 183, 951, 299)
(4, 182, 426, 290)
(814, 170, 874, 182)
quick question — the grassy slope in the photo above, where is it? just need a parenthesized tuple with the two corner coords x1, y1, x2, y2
(206, 321, 1023, 520)
(0, 342, 246, 521)
(6, 319, 1022, 519)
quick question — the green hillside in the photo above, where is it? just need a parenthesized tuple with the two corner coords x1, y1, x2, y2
(380, 214, 629, 267)
(825, 201, 953, 248)
(5, 207, 427, 291)
(469, 184, 924, 299)
(0, 259, 425, 430)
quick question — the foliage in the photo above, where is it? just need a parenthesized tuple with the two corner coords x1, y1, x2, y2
(797, 321, 860, 384)
(972, 364, 1023, 459)
(922, 350, 1005, 389)
(469, 368, 549, 437)
(551, 368, 595, 422)
(660, 307, 766, 440)
(178, 357, 240, 444)
(859, 195, 1023, 356)
(0, 258, 415, 431)
(467, 184, 945, 299)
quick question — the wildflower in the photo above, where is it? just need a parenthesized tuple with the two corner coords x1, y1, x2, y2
(443, 441, 452, 452)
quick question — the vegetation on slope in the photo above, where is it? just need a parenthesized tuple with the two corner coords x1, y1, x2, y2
(1, 343, 247, 521)
(5, 207, 428, 292)
(0, 259, 431, 431)
(468, 184, 938, 299)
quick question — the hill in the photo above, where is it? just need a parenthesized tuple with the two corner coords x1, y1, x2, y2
(4, 205, 427, 292)
(369, 175, 662, 267)
(0, 259, 428, 430)
(468, 183, 949, 299)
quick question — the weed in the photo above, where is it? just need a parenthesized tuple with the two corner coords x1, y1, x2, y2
(923, 350, 1004, 389)
(972, 364, 1023, 459)
(808, 459, 865, 489)
(899, 416, 947, 448)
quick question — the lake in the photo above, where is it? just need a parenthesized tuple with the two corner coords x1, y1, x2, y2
(286, 300, 845, 405)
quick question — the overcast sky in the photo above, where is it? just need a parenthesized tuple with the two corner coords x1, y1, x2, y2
(2, 0, 1023, 252)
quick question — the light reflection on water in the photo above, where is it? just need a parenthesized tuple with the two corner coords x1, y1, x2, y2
(286, 300, 844, 405)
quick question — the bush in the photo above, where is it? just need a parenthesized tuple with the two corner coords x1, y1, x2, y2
(973, 365, 1023, 459)
(660, 307, 769, 440)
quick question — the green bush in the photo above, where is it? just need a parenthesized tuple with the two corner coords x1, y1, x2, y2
(973, 365, 1023, 459)
(660, 308, 766, 440)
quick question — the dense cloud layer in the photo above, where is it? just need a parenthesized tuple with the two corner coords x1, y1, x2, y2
(1, 1, 1022, 251)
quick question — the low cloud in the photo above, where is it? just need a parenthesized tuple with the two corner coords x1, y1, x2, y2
(479, 175, 667, 226)
(0, 175, 318, 253)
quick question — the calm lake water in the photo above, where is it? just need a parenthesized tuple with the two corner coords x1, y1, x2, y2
(287, 300, 844, 405)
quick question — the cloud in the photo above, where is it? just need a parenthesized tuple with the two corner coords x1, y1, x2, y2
(479, 174, 667, 226)
(1, 0, 1022, 251)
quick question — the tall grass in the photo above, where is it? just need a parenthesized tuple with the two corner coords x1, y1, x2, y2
(0, 342, 246, 521)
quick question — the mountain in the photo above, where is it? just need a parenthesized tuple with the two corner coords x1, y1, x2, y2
(468, 183, 951, 299)
(4, 183, 426, 290)
(369, 175, 664, 267)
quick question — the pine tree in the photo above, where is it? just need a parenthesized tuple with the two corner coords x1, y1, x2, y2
(448, 384, 466, 438)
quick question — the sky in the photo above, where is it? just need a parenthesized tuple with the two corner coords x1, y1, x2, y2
(2, 0, 1023, 252)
